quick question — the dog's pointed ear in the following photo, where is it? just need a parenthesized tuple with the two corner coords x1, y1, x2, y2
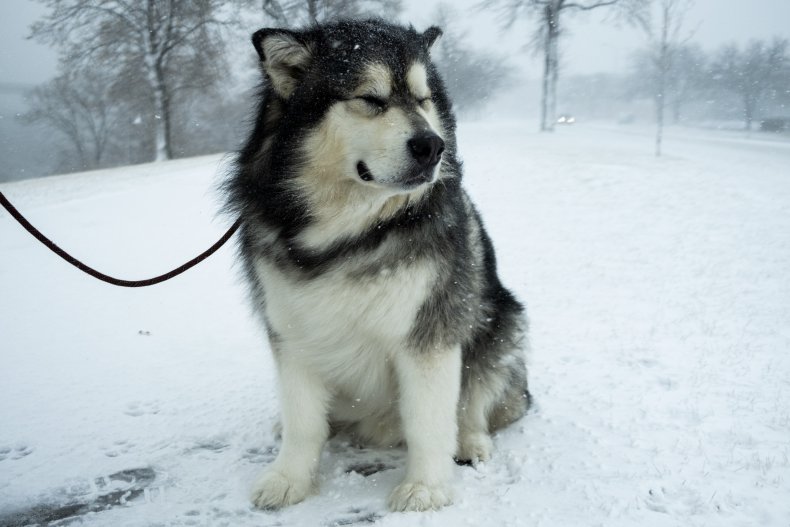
(252, 28, 314, 99)
(422, 26, 443, 50)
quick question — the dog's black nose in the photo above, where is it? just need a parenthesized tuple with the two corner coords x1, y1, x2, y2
(408, 133, 445, 168)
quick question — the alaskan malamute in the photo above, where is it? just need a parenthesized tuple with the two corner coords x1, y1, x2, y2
(225, 19, 530, 512)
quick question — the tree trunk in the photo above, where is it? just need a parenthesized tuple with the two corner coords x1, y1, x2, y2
(654, 4, 671, 157)
(655, 45, 666, 156)
(151, 72, 172, 161)
(540, 30, 551, 132)
(144, 0, 172, 162)
(743, 96, 755, 131)
(655, 82, 665, 157)
(93, 142, 102, 167)
(539, 3, 560, 132)
(71, 133, 88, 170)
(548, 30, 559, 132)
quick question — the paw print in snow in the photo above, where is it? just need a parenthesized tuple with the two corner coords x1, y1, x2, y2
(645, 485, 705, 515)
(102, 439, 135, 458)
(0, 445, 34, 461)
(124, 400, 161, 417)
(242, 446, 277, 464)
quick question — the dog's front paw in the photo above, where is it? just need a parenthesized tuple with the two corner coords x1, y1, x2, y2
(388, 481, 453, 512)
(456, 431, 493, 465)
(250, 469, 312, 510)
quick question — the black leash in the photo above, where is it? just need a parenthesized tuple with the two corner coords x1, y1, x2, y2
(0, 190, 241, 288)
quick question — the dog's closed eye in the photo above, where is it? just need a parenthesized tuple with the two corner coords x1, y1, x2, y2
(357, 95, 388, 113)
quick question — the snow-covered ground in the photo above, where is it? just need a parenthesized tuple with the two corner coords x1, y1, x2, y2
(1, 122, 789, 526)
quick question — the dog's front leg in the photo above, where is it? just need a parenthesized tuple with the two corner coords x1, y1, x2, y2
(389, 346, 461, 512)
(251, 355, 330, 509)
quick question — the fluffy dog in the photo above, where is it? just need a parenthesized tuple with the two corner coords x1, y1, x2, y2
(225, 19, 531, 512)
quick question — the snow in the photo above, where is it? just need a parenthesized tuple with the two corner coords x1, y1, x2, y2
(1, 122, 789, 526)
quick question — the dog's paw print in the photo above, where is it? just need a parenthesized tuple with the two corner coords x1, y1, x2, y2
(241, 446, 276, 464)
(124, 400, 161, 417)
(326, 507, 382, 525)
(345, 462, 395, 477)
(181, 509, 202, 526)
(185, 438, 230, 455)
(102, 439, 135, 458)
(644, 485, 704, 515)
(2, 445, 34, 460)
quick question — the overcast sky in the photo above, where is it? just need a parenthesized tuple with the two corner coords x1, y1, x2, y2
(551, 0, 790, 75)
(1, 0, 789, 86)
(0, 2, 54, 85)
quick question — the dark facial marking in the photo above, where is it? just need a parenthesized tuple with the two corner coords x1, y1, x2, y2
(357, 161, 374, 181)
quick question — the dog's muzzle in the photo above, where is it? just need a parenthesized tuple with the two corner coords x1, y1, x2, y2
(356, 132, 445, 188)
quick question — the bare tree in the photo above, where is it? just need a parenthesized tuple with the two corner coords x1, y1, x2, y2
(23, 68, 124, 171)
(628, 42, 706, 124)
(430, 4, 514, 115)
(711, 38, 789, 131)
(260, 0, 402, 26)
(666, 43, 707, 123)
(482, 0, 634, 132)
(30, 0, 238, 162)
(631, 0, 695, 156)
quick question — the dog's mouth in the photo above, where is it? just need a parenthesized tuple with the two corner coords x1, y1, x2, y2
(356, 160, 434, 188)
(401, 169, 434, 188)
(356, 161, 374, 182)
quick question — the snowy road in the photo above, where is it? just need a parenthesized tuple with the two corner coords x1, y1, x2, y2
(1, 122, 789, 526)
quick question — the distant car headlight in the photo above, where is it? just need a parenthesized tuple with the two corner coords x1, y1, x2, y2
(556, 114, 575, 125)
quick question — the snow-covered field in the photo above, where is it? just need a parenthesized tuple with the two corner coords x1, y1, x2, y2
(1, 122, 789, 526)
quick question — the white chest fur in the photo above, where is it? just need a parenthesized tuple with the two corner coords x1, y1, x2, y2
(254, 257, 436, 406)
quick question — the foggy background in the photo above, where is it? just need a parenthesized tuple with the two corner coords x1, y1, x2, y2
(0, 0, 788, 182)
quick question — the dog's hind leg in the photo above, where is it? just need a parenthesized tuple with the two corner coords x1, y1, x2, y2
(250, 355, 331, 510)
(456, 379, 497, 465)
(456, 351, 531, 465)
(388, 347, 461, 512)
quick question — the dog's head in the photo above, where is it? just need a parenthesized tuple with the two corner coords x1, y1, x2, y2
(250, 20, 454, 195)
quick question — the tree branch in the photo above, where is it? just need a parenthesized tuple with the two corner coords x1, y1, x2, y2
(563, 0, 619, 11)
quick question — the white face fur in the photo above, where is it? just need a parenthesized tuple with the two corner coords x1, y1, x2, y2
(303, 61, 446, 194)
